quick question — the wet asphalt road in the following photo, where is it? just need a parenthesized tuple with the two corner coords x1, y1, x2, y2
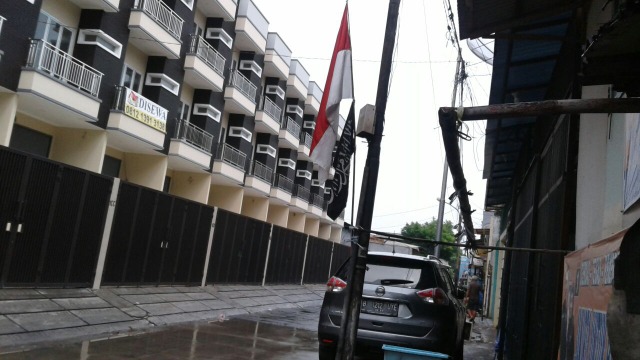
(0, 306, 496, 359)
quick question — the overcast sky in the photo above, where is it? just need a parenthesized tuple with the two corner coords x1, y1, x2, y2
(253, 0, 493, 234)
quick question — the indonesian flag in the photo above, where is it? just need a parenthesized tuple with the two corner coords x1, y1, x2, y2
(310, 4, 353, 184)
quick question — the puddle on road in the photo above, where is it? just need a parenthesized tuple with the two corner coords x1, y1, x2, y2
(2, 318, 319, 359)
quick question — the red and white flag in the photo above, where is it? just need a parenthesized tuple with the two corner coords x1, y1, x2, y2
(310, 4, 353, 184)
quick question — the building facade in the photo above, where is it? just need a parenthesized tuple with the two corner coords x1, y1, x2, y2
(0, 0, 343, 242)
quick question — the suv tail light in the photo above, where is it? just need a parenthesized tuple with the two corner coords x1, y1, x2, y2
(416, 288, 449, 305)
(326, 276, 347, 293)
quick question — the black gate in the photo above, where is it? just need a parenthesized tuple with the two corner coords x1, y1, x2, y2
(330, 243, 351, 275)
(303, 236, 334, 283)
(0, 146, 112, 288)
(265, 226, 307, 284)
(206, 209, 271, 284)
(101, 182, 213, 286)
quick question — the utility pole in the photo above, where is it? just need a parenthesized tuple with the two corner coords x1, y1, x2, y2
(335, 1, 400, 359)
(435, 48, 463, 257)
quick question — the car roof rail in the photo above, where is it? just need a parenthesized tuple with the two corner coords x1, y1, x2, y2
(426, 255, 443, 263)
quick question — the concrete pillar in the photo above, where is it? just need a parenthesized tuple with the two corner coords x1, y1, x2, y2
(0, 93, 18, 146)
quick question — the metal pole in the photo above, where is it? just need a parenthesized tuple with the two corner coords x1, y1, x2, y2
(336, 1, 400, 359)
(435, 49, 463, 257)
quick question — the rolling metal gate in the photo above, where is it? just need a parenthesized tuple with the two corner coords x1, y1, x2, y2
(0, 147, 112, 288)
(265, 226, 307, 284)
(101, 182, 214, 286)
(303, 236, 335, 283)
(504, 118, 573, 359)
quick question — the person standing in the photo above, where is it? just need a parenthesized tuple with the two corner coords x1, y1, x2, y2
(465, 275, 482, 322)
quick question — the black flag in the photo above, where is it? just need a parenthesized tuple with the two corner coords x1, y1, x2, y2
(327, 101, 356, 220)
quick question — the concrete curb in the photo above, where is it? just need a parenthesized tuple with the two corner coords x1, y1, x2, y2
(0, 284, 326, 352)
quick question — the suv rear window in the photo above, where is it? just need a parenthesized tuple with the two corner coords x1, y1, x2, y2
(336, 255, 438, 289)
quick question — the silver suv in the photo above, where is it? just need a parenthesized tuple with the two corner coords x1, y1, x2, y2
(317, 252, 466, 359)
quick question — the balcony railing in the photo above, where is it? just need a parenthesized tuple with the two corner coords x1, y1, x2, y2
(311, 193, 324, 207)
(283, 117, 300, 138)
(273, 174, 293, 194)
(301, 132, 312, 148)
(174, 119, 213, 153)
(188, 35, 225, 76)
(228, 70, 257, 102)
(134, 0, 183, 40)
(293, 184, 310, 201)
(262, 96, 282, 121)
(26, 39, 103, 97)
(215, 143, 246, 170)
(251, 160, 273, 183)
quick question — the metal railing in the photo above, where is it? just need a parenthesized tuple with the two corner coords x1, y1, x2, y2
(284, 117, 300, 138)
(252, 160, 273, 183)
(262, 96, 282, 121)
(134, 0, 183, 40)
(293, 184, 310, 201)
(273, 174, 293, 194)
(174, 120, 213, 153)
(301, 132, 312, 148)
(311, 193, 324, 207)
(228, 70, 257, 103)
(214, 143, 246, 170)
(26, 39, 103, 97)
(188, 35, 225, 75)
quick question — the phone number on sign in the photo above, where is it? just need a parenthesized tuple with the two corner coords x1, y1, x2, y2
(124, 105, 167, 133)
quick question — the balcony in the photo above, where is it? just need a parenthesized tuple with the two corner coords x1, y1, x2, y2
(211, 143, 247, 186)
(128, 0, 183, 59)
(270, 173, 293, 204)
(168, 120, 213, 171)
(107, 86, 166, 153)
(287, 60, 309, 100)
(17, 39, 103, 128)
(278, 116, 300, 150)
(308, 193, 324, 217)
(305, 81, 322, 115)
(264, 33, 291, 80)
(254, 97, 281, 135)
(291, 184, 310, 211)
(244, 160, 273, 196)
(67, 0, 119, 12)
(224, 70, 257, 115)
(196, 0, 237, 21)
(298, 132, 312, 159)
(235, 0, 268, 54)
(184, 35, 226, 92)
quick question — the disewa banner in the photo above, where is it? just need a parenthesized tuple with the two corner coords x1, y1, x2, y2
(124, 88, 168, 133)
(558, 230, 624, 360)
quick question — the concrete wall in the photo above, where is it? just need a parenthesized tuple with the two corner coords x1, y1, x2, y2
(287, 211, 305, 233)
(0, 94, 17, 146)
(123, 153, 168, 191)
(51, 128, 106, 173)
(170, 172, 210, 204)
(241, 196, 269, 221)
(209, 185, 243, 213)
(267, 204, 288, 227)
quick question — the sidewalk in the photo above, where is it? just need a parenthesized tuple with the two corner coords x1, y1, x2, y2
(465, 315, 498, 359)
(0, 284, 326, 352)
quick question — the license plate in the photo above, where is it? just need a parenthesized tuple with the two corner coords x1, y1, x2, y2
(361, 299, 399, 317)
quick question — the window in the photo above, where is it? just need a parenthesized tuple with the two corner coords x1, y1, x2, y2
(121, 65, 142, 92)
(296, 170, 311, 180)
(102, 155, 121, 178)
(286, 105, 303, 117)
(256, 144, 276, 157)
(78, 29, 122, 58)
(180, 0, 194, 10)
(194, 23, 204, 37)
(278, 158, 295, 170)
(193, 104, 221, 122)
(178, 101, 190, 121)
(239, 60, 262, 77)
(312, 179, 324, 187)
(35, 12, 74, 53)
(324, 188, 331, 194)
(303, 121, 316, 130)
(228, 126, 252, 142)
(145, 73, 180, 95)
(9, 124, 51, 158)
(206, 28, 232, 48)
(265, 85, 285, 100)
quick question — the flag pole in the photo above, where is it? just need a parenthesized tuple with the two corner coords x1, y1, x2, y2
(336, 1, 401, 359)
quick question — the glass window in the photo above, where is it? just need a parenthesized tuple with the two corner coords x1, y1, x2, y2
(9, 124, 51, 158)
(122, 65, 142, 92)
(101, 155, 121, 178)
(35, 12, 74, 53)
